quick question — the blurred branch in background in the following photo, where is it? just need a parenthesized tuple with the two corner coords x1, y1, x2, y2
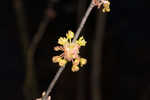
(13, 0, 29, 57)
(76, 0, 87, 100)
(24, 15, 50, 100)
(91, 13, 106, 100)
(13, 0, 38, 99)
(24, 3, 57, 99)
(13, 0, 56, 99)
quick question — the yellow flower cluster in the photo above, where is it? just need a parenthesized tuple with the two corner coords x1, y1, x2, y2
(66, 30, 74, 39)
(102, 0, 110, 13)
(52, 30, 87, 72)
(76, 36, 87, 46)
(80, 58, 87, 67)
(52, 56, 67, 67)
(58, 37, 68, 45)
(72, 58, 87, 72)
(58, 30, 87, 46)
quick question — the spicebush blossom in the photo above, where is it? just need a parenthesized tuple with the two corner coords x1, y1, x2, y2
(52, 30, 87, 72)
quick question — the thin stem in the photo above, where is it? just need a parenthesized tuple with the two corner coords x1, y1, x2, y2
(42, 67, 65, 100)
(73, 1, 94, 42)
(42, 1, 96, 100)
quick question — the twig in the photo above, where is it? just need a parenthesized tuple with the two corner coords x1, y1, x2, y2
(42, 1, 95, 100)
(73, 1, 94, 42)
(42, 67, 65, 100)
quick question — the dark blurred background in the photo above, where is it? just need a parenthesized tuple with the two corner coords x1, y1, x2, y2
(0, 0, 150, 100)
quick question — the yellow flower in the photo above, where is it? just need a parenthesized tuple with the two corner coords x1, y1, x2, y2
(59, 59, 67, 67)
(103, 1, 110, 8)
(58, 37, 68, 45)
(80, 58, 87, 67)
(52, 56, 61, 63)
(102, 8, 110, 13)
(66, 30, 74, 39)
(76, 36, 87, 46)
(72, 65, 79, 72)
(102, 0, 110, 13)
